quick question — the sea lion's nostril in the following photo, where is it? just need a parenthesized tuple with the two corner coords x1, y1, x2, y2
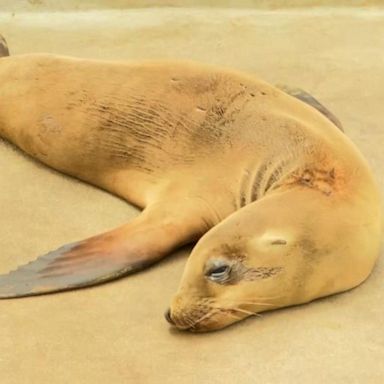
(164, 308, 175, 325)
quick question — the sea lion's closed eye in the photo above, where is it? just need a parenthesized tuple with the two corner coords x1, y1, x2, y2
(206, 262, 232, 282)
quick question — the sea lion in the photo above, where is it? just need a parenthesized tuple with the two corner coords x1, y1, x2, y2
(0, 35, 381, 332)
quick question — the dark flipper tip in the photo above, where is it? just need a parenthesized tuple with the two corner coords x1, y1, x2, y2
(0, 34, 9, 57)
(0, 238, 154, 299)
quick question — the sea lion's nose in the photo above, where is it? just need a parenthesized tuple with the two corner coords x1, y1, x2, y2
(164, 308, 175, 325)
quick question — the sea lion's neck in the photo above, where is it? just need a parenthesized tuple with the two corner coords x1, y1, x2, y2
(236, 152, 299, 209)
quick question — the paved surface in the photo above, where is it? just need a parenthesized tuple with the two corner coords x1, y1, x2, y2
(0, 6, 383, 384)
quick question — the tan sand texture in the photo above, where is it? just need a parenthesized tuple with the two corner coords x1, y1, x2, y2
(0, 4, 383, 384)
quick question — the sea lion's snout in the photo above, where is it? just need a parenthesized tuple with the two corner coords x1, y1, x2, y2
(166, 292, 215, 332)
(164, 308, 175, 325)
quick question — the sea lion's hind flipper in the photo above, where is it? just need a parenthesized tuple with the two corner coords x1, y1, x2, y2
(0, 201, 209, 298)
(0, 236, 152, 299)
(277, 84, 343, 132)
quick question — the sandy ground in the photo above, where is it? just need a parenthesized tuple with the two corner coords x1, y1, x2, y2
(0, 6, 383, 384)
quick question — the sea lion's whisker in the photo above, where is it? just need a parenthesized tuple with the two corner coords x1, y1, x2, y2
(184, 316, 196, 329)
(216, 299, 276, 307)
(223, 310, 243, 320)
(230, 307, 262, 317)
(233, 301, 275, 306)
(192, 309, 218, 327)
(216, 306, 260, 317)
(231, 294, 285, 301)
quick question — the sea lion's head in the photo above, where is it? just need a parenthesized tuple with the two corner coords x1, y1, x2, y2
(165, 188, 374, 332)
(165, 190, 311, 332)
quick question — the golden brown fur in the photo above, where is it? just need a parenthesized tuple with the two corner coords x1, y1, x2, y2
(0, 47, 381, 331)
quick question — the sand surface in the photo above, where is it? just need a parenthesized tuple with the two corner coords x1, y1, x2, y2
(0, 5, 383, 384)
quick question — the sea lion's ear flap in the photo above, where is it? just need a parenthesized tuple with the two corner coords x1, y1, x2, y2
(249, 231, 291, 252)
(270, 239, 287, 246)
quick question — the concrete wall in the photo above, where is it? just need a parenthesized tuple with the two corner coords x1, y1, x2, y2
(0, 0, 382, 12)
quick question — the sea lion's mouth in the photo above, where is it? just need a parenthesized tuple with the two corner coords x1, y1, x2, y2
(165, 306, 238, 332)
(165, 306, 217, 331)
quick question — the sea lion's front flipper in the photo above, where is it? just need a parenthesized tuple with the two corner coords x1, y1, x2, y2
(0, 238, 139, 298)
(277, 84, 343, 132)
(0, 201, 209, 298)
